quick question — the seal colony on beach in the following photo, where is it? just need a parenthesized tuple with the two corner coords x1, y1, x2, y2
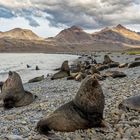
(37, 75, 105, 134)
(0, 71, 37, 109)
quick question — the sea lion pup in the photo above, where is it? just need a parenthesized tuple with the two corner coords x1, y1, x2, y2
(37, 75, 105, 134)
(119, 95, 140, 112)
(51, 60, 70, 80)
(1, 71, 37, 109)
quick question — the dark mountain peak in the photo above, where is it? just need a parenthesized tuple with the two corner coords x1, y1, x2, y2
(69, 25, 83, 31)
(115, 24, 126, 30)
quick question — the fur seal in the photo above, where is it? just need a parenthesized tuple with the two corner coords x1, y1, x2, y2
(36, 66, 40, 70)
(51, 61, 70, 80)
(119, 95, 140, 111)
(128, 61, 140, 68)
(37, 75, 105, 134)
(1, 71, 37, 109)
(105, 71, 126, 78)
(103, 55, 113, 64)
(28, 75, 44, 83)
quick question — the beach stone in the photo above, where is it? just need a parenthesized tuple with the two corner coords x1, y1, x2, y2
(5, 135, 23, 140)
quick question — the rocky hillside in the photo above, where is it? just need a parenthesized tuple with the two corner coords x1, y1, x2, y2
(92, 24, 140, 45)
(0, 28, 43, 40)
(54, 26, 93, 43)
(0, 25, 140, 52)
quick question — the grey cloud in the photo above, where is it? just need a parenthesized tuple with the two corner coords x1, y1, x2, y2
(25, 17, 40, 27)
(0, 6, 15, 18)
(0, 0, 140, 29)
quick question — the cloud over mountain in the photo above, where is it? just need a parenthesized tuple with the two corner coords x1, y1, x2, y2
(0, 0, 140, 29)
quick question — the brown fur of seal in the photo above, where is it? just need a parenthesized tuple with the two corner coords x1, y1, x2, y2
(37, 75, 105, 134)
(1, 71, 37, 109)
(51, 61, 70, 80)
(103, 55, 113, 64)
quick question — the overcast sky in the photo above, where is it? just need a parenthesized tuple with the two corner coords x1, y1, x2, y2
(0, 0, 140, 37)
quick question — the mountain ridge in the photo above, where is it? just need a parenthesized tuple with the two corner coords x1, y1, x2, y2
(0, 24, 140, 52)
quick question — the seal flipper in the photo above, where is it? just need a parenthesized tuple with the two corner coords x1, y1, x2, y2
(3, 95, 16, 109)
(37, 119, 51, 135)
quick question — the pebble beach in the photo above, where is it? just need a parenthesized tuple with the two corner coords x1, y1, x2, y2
(0, 52, 140, 140)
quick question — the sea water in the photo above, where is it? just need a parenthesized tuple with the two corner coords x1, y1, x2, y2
(0, 53, 78, 83)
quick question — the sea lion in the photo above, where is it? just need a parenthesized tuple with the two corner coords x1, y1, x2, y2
(51, 61, 70, 80)
(36, 66, 40, 70)
(89, 65, 100, 75)
(37, 75, 105, 134)
(128, 61, 140, 68)
(75, 72, 86, 81)
(135, 57, 140, 61)
(96, 65, 109, 71)
(27, 64, 31, 68)
(119, 95, 140, 111)
(0, 81, 3, 92)
(119, 63, 128, 68)
(28, 75, 44, 83)
(103, 55, 113, 64)
(105, 71, 126, 78)
(1, 71, 37, 109)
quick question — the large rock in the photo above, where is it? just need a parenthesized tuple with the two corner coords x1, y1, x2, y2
(37, 75, 105, 134)
(1, 71, 37, 109)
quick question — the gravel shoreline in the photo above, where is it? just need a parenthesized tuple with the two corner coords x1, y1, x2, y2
(0, 53, 140, 140)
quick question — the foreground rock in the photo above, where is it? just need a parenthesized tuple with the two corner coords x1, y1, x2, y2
(119, 95, 140, 112)
(51, 60, 70, 80)
(37, 75, 105, 134)
(1, 71, 37, 109)
(28, 75, 44, 83)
